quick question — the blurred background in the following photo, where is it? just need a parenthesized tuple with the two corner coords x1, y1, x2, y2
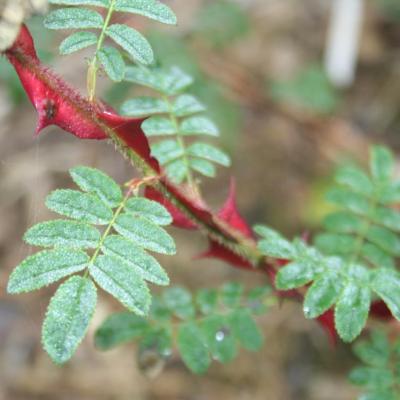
(0, 0, 399, 398)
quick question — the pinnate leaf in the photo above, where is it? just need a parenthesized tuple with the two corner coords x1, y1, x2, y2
(7, 249, 89, 294)
(42, 276, 97, 364)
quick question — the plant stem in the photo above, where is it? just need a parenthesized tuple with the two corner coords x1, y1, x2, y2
(87, 0, 116, 101)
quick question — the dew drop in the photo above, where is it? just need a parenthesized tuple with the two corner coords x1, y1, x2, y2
(215, 331, 225, 342)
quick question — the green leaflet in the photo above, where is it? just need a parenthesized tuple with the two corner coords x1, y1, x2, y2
(24, 220, 100, 249)
(196, 288, 218, 315)
(142, 116, 177, 136)
(46, 189, 113, 225)
(187, 143, 230, 166)
(221, 282, 243, 308)
(70, 166, 122, 208)
(180, 116, 219, 136)
(7, 249, 89, 293)
(98, 46, 125, 82)
(276, 261, 316, 290)
(334, 282, 371, 342)
(177, 322, 211, 374)
(255, 225, 295, 259)
(335, 166, 373, 196)
(106, 24, 154, 65)
(121, 97, 168, 117)
(125, 66, 193, 95)
(114, 213, 176, 254)
(59, 31, 98, 54)
(95, 312, 149, 350)
(151, 140, 184, 164)
(42, 276, 97, 364)
(114, 0, 177, 25)
(44, 8, 104, 30)
(102, 235, 169, 285)
(90, 255, 151, 315)
(124, 197, 172, 226)
(200, 315, 237, 363)
(371, 269, 400, 320)
(303, 275, 342, 319)
(227, 309, 263, 351)
(173, 95, 206, 117)
(49, 0, 109, 5)
(162, 286, 195, 320)
(370, 146, 394, 183)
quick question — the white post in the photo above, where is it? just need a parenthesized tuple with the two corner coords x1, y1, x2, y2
(324, 0, 364, 88)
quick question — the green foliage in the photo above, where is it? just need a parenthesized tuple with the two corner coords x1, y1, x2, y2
(121, 65, 231, 184)
(315, 146, 400, 269)
(7, 166, 174, 364)
(95, 283, 273, 373)
(196, 0, 250, 48)
(45, 0, 177, 82)
(349, 330, 400, 399)
(270, 65, 339, 115)
(256, 145, 400, 343)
